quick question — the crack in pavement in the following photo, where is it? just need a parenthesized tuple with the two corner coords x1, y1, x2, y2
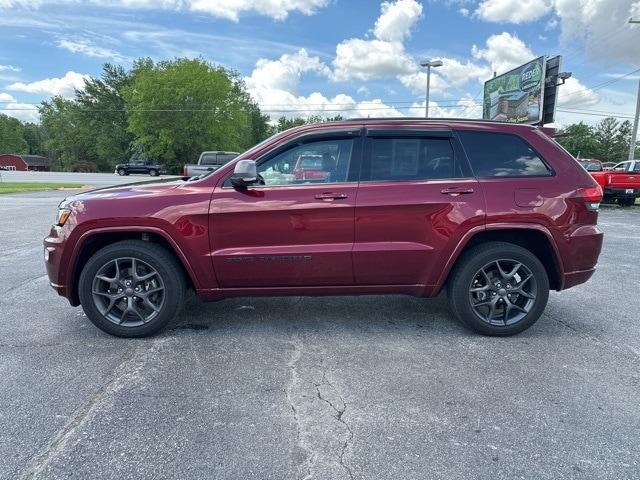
(16, 338, 165, 480)
(286, 332, 315, 480)
(0, 273, 48, 296)
(286, 326, 356, 480)
(313, 371, 354, 480)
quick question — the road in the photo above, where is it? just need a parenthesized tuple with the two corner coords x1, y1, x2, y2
(0, 170, 178, 187)
(1, 190, 639, 480)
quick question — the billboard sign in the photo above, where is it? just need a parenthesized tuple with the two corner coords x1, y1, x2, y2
(483, 56, 546, 124)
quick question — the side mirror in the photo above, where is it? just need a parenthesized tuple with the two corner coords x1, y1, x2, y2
(230, 159, 258, 188)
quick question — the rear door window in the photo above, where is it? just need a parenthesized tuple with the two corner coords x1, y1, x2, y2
(457, 131, 552, 177)
(363, 137, 460, 181)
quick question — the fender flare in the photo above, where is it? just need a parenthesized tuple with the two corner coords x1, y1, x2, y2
(434, 222, 565, 292)
(66, 225, 201, 299)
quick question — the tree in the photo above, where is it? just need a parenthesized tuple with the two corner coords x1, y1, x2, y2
(75, 64, 134, 171)
(122, 58, 265, 173)
(593, 117, 620, 161)
(614, 120, 633, 161)
(0, 114, 28, 154)
(39, 96, 93, 170)
(21, 122, 46, 155)
(556, 122, 597, 158)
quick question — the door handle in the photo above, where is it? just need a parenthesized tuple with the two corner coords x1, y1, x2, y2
(315, 192, 348, 201)
(441, 187, 474, 196)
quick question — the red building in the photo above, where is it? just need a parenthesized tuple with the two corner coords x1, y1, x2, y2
(0, 154, 52, 171)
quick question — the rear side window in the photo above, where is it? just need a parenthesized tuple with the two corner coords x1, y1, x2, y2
(365, 137, 459, 181)
(458, 131, 552, 177)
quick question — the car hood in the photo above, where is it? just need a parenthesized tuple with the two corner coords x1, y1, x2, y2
(61, 178, 184, 205)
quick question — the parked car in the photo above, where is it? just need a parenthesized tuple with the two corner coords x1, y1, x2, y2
(577, 159, 603, 172)
(45, 119, 603, 338)
(587, 159, 640, 207)
(292, 154, 328, 181)
(183, 151, 239, 177)
(115, 158, 163, 176)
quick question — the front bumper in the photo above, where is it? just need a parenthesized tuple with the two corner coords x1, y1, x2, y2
(44, 226, 78, 305)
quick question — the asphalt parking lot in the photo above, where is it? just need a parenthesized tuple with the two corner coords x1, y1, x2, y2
(1, 185, 639, 480)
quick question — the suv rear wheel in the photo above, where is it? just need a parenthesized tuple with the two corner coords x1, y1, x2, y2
(117, 168, 126, 176)
(447, 242, 549, 336)
(78, 240, 186, 337)
(149, 169, 159, 177)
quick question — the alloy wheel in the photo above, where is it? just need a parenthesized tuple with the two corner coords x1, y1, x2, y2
(468, 259, 537, 326)
(91, 257, 165, 327)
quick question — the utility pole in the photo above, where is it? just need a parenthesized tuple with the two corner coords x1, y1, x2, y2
(629, 18, 639, 160)
(630, 79, 640, 161)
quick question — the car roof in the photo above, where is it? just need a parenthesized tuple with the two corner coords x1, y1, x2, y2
(279, 118, 544, 137)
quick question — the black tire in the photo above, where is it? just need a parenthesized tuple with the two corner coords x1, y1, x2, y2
(618, 197, 635, 207)
(78, 240, 186, 337)
(117, 169, 126, 176)
(149, 169, 159, 177)
(447, 242, 549, 336)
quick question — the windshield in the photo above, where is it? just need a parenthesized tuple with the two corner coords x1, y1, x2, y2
(200, 153, 218, 165)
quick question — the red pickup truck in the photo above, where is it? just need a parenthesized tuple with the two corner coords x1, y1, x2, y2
(583, 159, 640, 207)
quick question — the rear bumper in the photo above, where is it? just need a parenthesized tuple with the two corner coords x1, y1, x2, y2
(558, 224, 603, 290)
(604, 187, 640, 197)
(561, 268, 596, 290)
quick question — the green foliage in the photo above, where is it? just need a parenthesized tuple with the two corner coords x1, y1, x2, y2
(123, 58, 267, 173)
(556, 122, 597, 158)
(39, 96, 89, 170)
(0, 113, 29, 154)
(268, 114, 345, 135)
(75, 64, 134, 171)
(557, 118, 637, 162)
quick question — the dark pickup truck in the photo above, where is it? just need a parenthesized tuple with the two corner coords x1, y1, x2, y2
(115, 159, 163, 177)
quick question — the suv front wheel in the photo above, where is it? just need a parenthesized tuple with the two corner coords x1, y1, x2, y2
(447, 242, 549, 336)
(78, 240, 186, 337)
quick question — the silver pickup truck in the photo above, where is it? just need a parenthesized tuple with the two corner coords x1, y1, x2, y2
(182, 151, 239, 177)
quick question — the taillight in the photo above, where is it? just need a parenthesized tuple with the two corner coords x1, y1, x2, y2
(183, 167, 188, 177)
(577, 185, 603, 211)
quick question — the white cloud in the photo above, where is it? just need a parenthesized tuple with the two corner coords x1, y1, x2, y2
(7, 71, 89, 98)
(332, 0, 422, 81)
(399, 71, 448, 95)
(245, 48, 404, 119)
(57, 38, 127, 62)
(553, 0, 640, 65)
(245, 48, 330, 93)
(0, 0, 330, 20)
(408, 95, 482, 118)
(0, 64, 21, 72)
(473, 0, 639, 65)
(0, 92, 39, 122)
(458, 7, 469, 16)
(332, 38, 414, 81)
(188, 0, 330, 21)
(472, 32, 536, 74)
(373, 0, 423, 42)
(475, 0, 552, 23)
(557, 76, 600, 107)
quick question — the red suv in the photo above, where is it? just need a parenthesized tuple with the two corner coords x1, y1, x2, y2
(44, 119, 604, 338)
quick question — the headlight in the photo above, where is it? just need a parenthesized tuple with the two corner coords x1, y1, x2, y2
(56, 208, 71, 226)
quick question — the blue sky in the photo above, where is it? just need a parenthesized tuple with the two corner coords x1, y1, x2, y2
(1, 0, 639, 126)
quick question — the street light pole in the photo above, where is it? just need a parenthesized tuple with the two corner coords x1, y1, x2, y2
(425, 65, 431, 118)
(420, 59, 443, 118)
(629, 18, 639, 160)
